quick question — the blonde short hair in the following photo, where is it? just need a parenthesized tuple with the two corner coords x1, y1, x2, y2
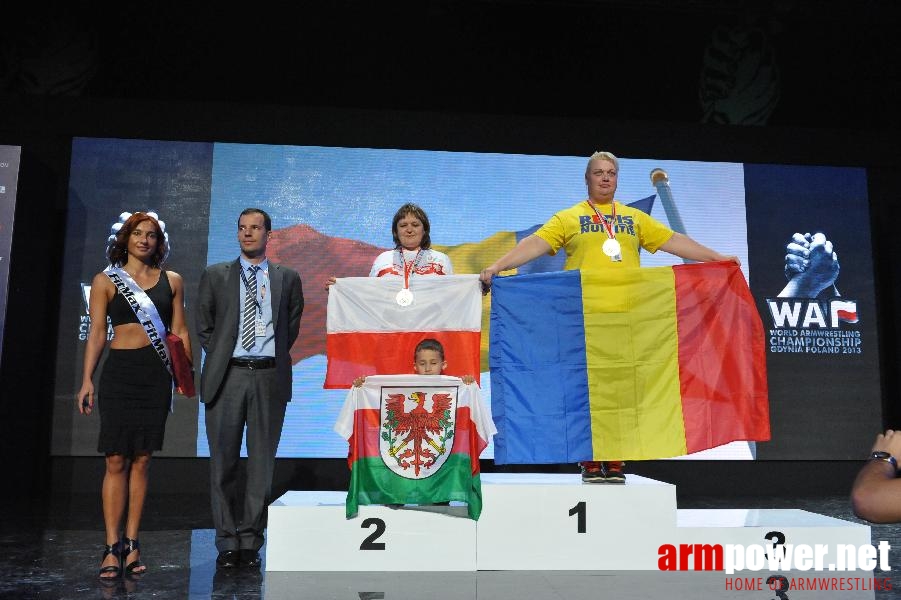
(585, 151, 620, 174)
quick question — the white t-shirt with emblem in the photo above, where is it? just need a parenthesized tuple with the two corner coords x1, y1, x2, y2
(369, 248, 454, 278)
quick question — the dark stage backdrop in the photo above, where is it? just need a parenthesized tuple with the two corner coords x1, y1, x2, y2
(51, 137, 879, 460)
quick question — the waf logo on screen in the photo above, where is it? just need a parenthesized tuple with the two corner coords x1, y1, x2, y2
(78, 282, 113, 342)
(765, 232, 861, 356)
(380, 388, 458, 478)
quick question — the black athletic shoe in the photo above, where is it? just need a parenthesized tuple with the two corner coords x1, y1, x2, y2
(580, 461, 605, 483)
(601, 461, 626, 484)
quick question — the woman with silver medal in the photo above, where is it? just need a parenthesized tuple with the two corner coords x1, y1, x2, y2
(326, 203, 453, 300)
(379, 204, 453, 305)
(479, 150, 738, 485)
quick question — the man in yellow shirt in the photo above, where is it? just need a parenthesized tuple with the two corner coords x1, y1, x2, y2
(480, 151, 738, 483)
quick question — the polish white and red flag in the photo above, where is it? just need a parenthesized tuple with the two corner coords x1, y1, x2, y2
(325, 275, 482, 388)
(831, 300, 859, 324)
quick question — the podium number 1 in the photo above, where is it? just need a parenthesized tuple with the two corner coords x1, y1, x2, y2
(569, 501, 587, 533)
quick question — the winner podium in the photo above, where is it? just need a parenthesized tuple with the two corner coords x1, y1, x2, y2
(266, 473, 871, 573)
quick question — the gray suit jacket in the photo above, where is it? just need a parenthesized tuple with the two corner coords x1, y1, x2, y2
(196, 258, 303, 404)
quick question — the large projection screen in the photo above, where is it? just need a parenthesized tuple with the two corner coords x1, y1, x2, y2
(51, 138, 880, 460)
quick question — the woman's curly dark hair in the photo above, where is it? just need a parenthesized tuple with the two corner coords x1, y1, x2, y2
(107, 212, 167, 268)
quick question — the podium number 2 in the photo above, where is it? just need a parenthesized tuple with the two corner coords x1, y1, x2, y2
(569, 501, 587, 533)
(360, 517, 387, 550)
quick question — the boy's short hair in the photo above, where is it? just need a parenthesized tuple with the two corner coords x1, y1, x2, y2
(414, 338, 445, 360)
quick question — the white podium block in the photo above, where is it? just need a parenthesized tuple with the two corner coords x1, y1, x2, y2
(266, 491, 477, 571)
(476, 473, 677, 570)
(265, 476, 877, 582)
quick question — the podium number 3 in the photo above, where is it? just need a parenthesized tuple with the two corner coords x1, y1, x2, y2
(569, 501, 587, 533)
(360, 517, 387, 550)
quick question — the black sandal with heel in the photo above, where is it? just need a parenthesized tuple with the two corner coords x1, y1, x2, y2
(98, 541, 122, 581)
(122, 537, 146, 576)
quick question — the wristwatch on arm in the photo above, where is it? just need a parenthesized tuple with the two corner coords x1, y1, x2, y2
(869, 451, 898, 473)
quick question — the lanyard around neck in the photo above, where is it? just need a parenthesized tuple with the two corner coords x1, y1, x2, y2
(586, 199, 617, 240)
(397, 248, 423, 289)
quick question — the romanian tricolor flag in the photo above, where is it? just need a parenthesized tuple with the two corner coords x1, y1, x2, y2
(325, 275, 482, 388)
(489, 262, 769, 463)
(334, 374, 497, 519)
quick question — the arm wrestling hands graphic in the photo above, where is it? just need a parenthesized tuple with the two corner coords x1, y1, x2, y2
(778, 232, 840, 299)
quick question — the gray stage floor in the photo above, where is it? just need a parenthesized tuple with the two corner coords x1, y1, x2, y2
(2, 493, 899, 599)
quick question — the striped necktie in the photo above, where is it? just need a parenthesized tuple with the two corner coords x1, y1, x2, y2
(241, 265, 258, 351)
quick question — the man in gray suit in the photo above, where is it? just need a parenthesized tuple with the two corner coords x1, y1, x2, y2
(197, 207, 304, 569)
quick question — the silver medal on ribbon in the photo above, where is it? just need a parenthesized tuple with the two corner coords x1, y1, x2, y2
(396, 288, 414, 307)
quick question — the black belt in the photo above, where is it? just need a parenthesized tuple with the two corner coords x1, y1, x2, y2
(229, 357, 276, 370)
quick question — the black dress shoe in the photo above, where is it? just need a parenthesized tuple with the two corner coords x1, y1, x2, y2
(239, 549, 261, 568)
(216, 550, 240, 569)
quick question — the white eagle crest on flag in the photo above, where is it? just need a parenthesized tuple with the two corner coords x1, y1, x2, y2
(379, 386, 458, 479)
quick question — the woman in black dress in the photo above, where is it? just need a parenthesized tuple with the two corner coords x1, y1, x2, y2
(77, 211, 192, 579)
